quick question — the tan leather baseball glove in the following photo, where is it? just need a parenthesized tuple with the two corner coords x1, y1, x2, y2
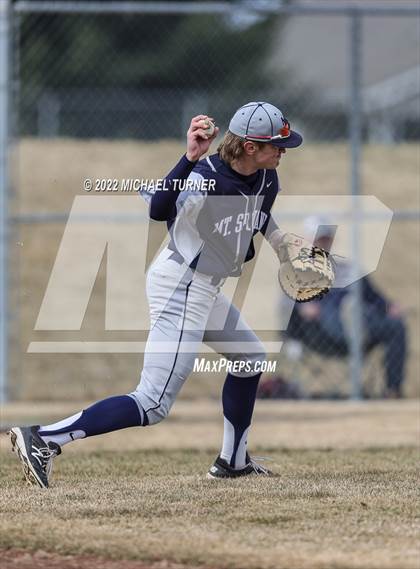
(272, 232, 335, 302)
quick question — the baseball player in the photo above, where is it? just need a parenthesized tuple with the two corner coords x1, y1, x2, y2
(9, 102, 304, 488)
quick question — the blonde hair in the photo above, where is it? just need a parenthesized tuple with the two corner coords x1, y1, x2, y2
(217, 131, 265, 165)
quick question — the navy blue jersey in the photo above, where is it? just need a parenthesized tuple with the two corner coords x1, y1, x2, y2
(147, 153, 280, 278)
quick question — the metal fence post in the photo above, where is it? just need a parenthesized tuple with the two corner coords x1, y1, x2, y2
(0, 0, 10, 403)
(349, 10, 364, 400)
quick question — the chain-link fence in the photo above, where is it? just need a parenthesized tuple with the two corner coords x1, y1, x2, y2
(1, 1, 419, 402)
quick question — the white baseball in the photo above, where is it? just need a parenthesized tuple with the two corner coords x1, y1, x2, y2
(203, 119, 215, 137)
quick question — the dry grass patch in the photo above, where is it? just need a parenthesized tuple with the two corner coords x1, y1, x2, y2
(0, 446, 418, 569)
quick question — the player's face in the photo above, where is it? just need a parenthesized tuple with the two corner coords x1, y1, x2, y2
(253, 143, 286, 169)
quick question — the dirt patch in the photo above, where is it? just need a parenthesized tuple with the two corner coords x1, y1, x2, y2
(0, 550, 215, 569)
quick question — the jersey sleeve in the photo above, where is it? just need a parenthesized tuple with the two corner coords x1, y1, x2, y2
(168, 171, 210, 264)
(141, 154, 198, 221)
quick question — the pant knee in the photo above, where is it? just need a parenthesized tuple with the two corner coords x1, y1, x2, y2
(145, 404, 170, 426)
(228, 346, 267, 378)
(250, 348, 267, 370)
(128, 391, 170, 426)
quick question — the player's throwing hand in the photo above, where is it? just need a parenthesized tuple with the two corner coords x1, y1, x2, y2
(186, 115, 219, 162)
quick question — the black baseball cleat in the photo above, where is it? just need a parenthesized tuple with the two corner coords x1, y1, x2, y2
(8, 426, 61, 489)
(207, 454, 272, 479)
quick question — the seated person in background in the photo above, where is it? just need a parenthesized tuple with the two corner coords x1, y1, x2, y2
(284, 224, 407, 398)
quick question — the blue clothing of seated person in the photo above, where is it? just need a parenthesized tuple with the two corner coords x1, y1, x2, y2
(284, 232, 407, 398)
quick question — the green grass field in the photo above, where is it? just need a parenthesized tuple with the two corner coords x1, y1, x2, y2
(1, 400, 419, 569)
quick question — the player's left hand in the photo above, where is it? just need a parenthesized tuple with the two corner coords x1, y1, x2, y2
(186, 115, 219, 162)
